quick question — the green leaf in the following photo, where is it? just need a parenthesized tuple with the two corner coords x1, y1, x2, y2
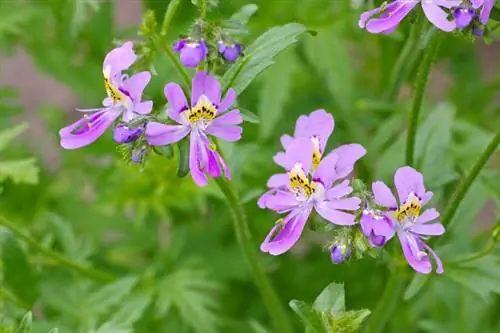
(289, 300, 325, 333)
(0, 123, 28, 152)
(177, 139, 190, 178)
(93, 323, 132, 333)
(47, 329, 59, 333)
(153, 145, 174, 159)
(258, 48, 296, 140)
(1, 232, 40, 306)
(240, 108, 260, 124)
(313, 282, 345, 315)
(68, 0, 100, 38)
(109, 293, 152, 327)
(403, 274, 429, 301)
(86, 277, 138, 313)
(222, 23, 307, 94)
(15, 312, 32, 333)
(0, 2, 42, 41)
(47, 214, 92, 262)
(230, 4, 258, 24)
(0, 158, 39, 185)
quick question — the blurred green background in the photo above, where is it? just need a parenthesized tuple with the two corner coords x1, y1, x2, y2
(1, 0, 500, 332)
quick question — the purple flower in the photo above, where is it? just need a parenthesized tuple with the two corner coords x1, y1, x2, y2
(59, 41, 152, 149)
(360, 208, 395, 247)
(173, 38, 208, 68)
(330, 240, 352, 264)
(113, 124, 144, 144)
(454, 7, 476, 28)
(359, 0, 459, 34)
(259, 135, 366, 256)
(258, 109, 365, 209)
(453, 0, 495, 29)
(218, 41, 242, 63)
(372, 166, 445, 274)
(146, 72, 242, 186)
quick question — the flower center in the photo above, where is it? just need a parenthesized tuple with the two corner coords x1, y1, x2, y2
(289, 164, 315, 200)
(311, 136, 321, 169)
(396, 192, 421, 223)
(103, 66, 128, 105)
(188, 95, 216, 126)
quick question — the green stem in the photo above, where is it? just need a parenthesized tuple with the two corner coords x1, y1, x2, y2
(161, 0, 182, 36)
(405, 31, 443, 166)
(214, 178, 293, 333)
(441, 131, 500, 228)
(448, 241, 497, 265)
(365, 271, 406, 333)
(0, 216, 115, 283)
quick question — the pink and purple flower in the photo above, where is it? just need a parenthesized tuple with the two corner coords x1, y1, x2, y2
(59, 41, 152, 149)
(173, 38, 208, 68)
(146, 71, 242, 186)
(372, 166, 445, 274)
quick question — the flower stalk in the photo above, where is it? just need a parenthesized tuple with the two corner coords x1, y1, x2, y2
(0, 216, 115, 283)
(214, 178, 293, 333)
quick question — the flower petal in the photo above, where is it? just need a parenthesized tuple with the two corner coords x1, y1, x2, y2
(205, 125, 242, 142)
(480, 0, 495, 24)
(416, 208, 440, 224)
(394, 166, 426, 203)
(258, 189, 276, 209)
(219, 88, 237, 114)
(210, 109, 243, 127)
(359, 6, 382, 28)
(293, 109, 334, 152)
(134, 101, 153, 115)
(280, 134, 293, 150)
(260, 207, 312, 255)
(164, 83, 188, 124)
(312, 151, 338, 187)
(410, 223, 445, 236)
(365, 1, 417, 34)
(123, 71, 151, 102)
(315, 201, 356, 225)
(103, 41, 137, 75)
(267, 173, 288, 188)
(265, 190, 299, 213)
(146, 122, 190, 146)
(191, 71, 221, 107)
(372, 181, 397, 209)
(326, 180, 353, 200)
(325, 197, 361, 211)
(189, 131, 208, 186)
(421, 242, 444, 274)
(283, 137, 314, 173)
(421, 1, 456, 32)
(330, 143, 366, 180)
(273, 152, 287, 168)
(397, 231, 432, 274)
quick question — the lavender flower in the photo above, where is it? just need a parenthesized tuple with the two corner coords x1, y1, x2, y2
(453, 0, 495, 30)
(173, 38, 208, 68)
(59, 42, 152, 149)
(330, 240, 352, 264)
(218, 41, 243, 63)
(359, 0, 458, 34)
(259, 134, 366, 256)
(113, 124, 144, 144)
(372, 166, 445, 274)
(360, 208, 395, 247)
(146, 72, 242, 186)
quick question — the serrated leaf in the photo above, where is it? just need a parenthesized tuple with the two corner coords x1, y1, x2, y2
(404, 274, 429, 301)
(221, 23, 307, 94)
(177, 139, 190, 178)
(0, 123, 28, 152)
(110, 293, 151, 327)
(313, 282, 345, 315)
(258, 48, 296, 139)
(1, 232, 40, 306)
(0, 158, 39, 184)
(289, 300, 325, 333)
(86, 277, 137, 313)
(15, 312, 32, 333)
(47, 214, 92, 262)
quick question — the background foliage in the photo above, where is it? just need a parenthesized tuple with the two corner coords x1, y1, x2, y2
(1, 0, 500, 332)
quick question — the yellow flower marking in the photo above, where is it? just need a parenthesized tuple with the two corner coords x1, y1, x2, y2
(396, 193, 421, 222)
(188, 95, 216, 124)
(103, 66, 126, 104)
(311, 136, 321, 169)
(289, 164, 315, 197)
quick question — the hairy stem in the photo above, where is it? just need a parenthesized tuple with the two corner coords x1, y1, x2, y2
(441, 131, 500, 228)
(161, 0, 182, 35)
(405, 31, 443, 166)
(214, 178, 293, 333)
(0, 216, 115, 283)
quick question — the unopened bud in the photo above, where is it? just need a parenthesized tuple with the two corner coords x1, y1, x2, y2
(330, 240, 351, 264)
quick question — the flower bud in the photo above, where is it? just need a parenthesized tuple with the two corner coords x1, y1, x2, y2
(360, 209, 395, 247)
(453, 7, 475, 29)
(113, 124, 143, 144)
(218, 41, 242, 63)
(131, 146, 147, 164)
(330, 240, 351, 264)
(172, 38, 208, 68)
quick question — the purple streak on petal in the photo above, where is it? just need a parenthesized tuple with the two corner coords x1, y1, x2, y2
(326, 180, 353, 200)
(280, 134, 293, 150)
(207, 149, 221, 178)
(123, 71, 151, 102)
(293, 109, 334, 152)
(359, 6, 382, 28)
(210, 109, 243, 127)
(260, 206, 312, 255)
(397, 231, 432, 274)
(219, 88, 237, 114)
(410, 223, 445, 236)
(421, 241, 444, 274)
(215, 149, 231, 179)
(283, 137, 314, 173)
(480, 0, 495, 24)
(206, 125, 242, 142)
(113, 124, 143, 144)
(191, 71, 221, 107)
(172, 39, 188, 52)
(312, 152, 339, 187)
(372, 181, 398, 209)
(134, 101, 153, 115)
(103, 41, 137, 75)
(325, 197, 361, 211)
(422, 1, 456, 32)
(165, 83, 189, 124)
(366, 1, 417, 34)
(265, 190, 299, 213)
(394, 166, 426, 203)
(267, 173, 289, 188)
(315, 201, 356, 225)
(189, 132, 208, 186)
(415, 208, 440, 224)
(146, 122, 190, 146)
(330, 143, 366, 180)
(59, 109, 120, 149)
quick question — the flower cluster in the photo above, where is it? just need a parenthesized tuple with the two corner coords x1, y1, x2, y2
(359, 0, 495, 36)
(258, 110, 445, 274)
